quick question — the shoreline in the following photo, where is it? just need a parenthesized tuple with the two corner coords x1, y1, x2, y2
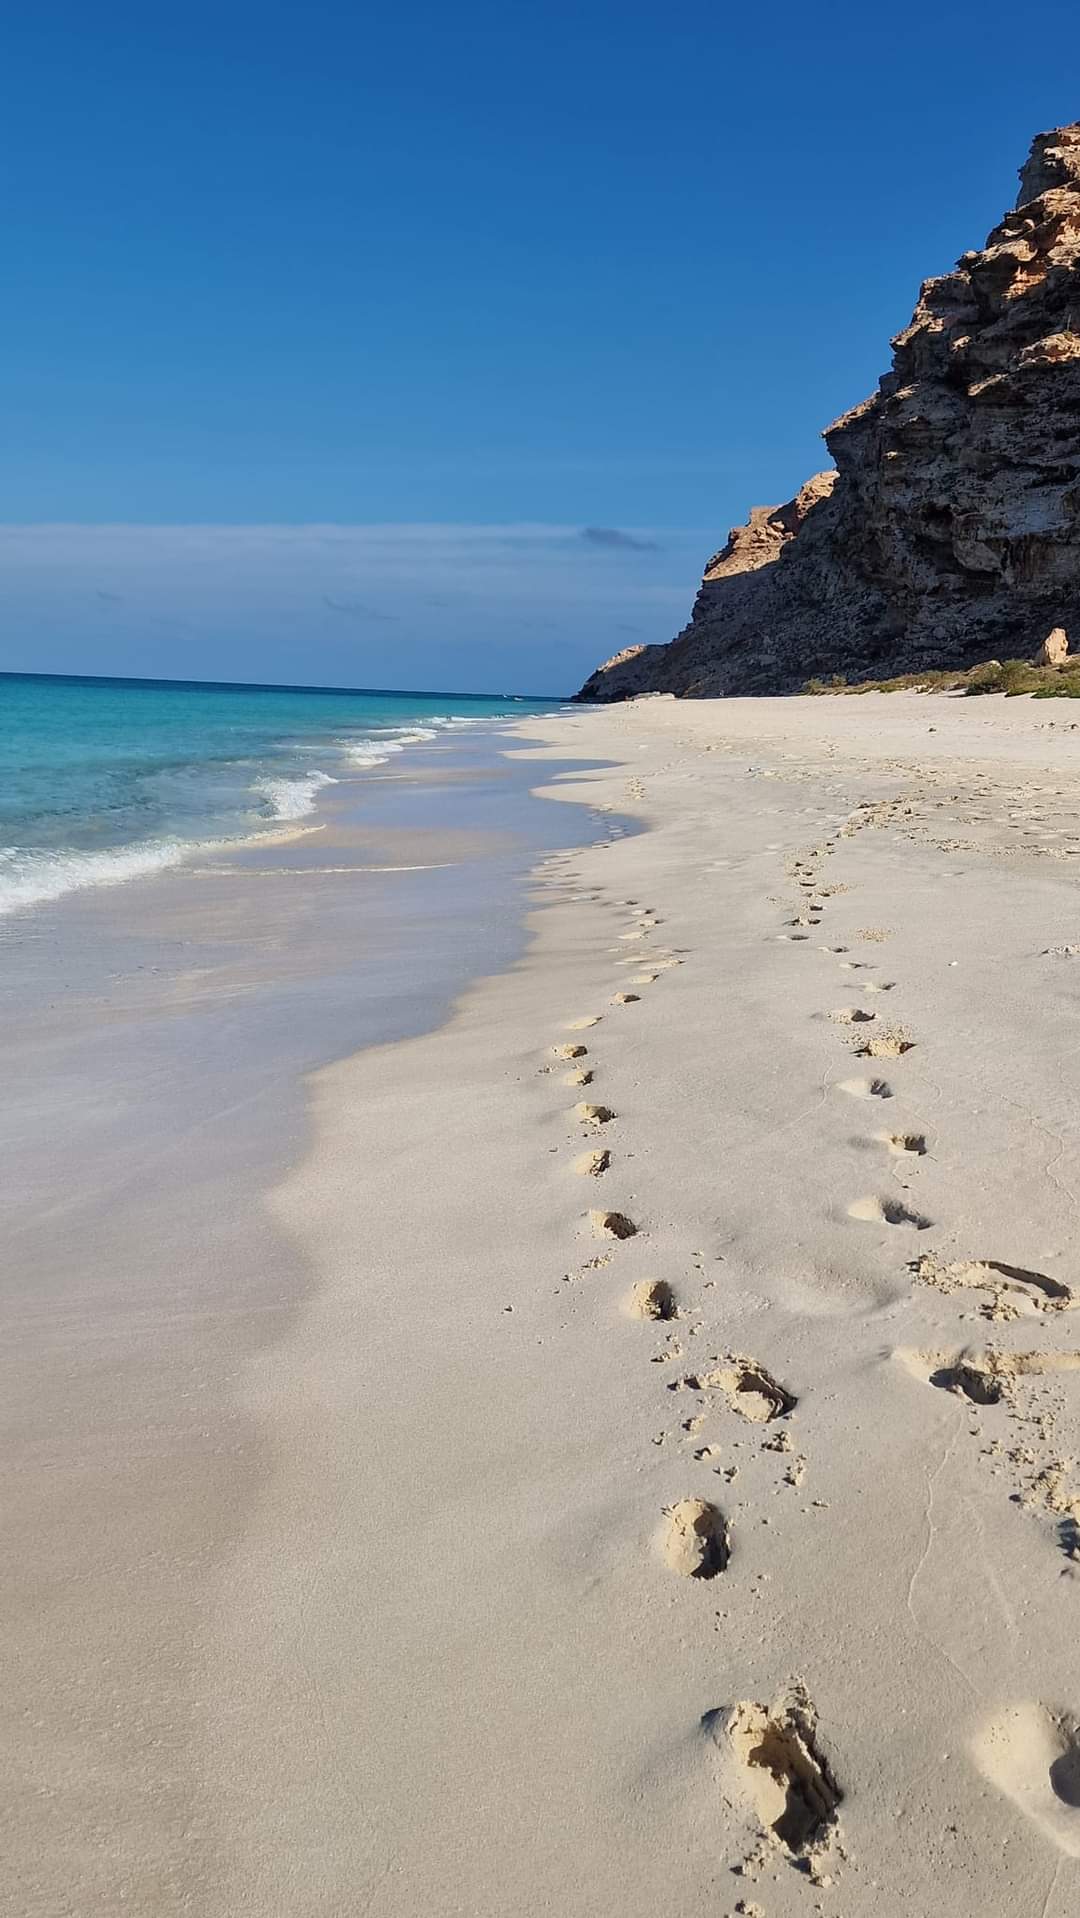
(221, 691, 1080, 1915)
(10, 691, 1080, 1912)
(0, 683, 560, 922)
(1, 718, 618, 1918)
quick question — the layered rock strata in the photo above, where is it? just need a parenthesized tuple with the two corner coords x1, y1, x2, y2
(578, 124, 1080, 699)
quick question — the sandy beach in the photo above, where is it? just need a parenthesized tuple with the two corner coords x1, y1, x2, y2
(12, 13, 1080, 1913)
(10, 690, 1080, 1914)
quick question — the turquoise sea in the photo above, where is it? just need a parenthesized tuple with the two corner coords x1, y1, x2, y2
(0, 672, 560, 917)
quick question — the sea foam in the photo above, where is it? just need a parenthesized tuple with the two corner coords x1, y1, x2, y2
(251, 769, 337, 820)
(0, 839, 199, 918)
(1, 681, 540, 922)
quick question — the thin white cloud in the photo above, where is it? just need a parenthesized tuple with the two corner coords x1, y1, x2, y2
(0, 523, 708, 691)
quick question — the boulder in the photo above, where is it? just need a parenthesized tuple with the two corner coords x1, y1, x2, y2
(1035, 627, 1069, 665)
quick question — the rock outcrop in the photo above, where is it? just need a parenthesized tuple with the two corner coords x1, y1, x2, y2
(577, 124, 1080, 700)
(1035, 625, 1070, 664)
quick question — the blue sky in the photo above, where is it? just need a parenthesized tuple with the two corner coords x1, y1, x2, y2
(3, 2, 1080, 692)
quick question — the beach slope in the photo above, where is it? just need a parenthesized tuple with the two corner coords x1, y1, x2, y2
(199, 691, 1080, 1914)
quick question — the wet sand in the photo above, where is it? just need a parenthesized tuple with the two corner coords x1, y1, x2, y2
(0, 722, 613, 1916)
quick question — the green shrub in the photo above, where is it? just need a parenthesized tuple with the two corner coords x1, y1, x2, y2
(806, 654, 1080, 699)
(964, 661, 1006, 694)
(803, 674, 849, 694)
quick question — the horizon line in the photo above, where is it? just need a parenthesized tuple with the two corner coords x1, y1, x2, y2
(0, 667, 570, 702)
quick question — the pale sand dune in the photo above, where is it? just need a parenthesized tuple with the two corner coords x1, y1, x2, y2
(28, 689, 1080, 1913)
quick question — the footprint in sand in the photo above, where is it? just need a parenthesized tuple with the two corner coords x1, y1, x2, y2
(893, 1346, 1009, 1405)
(551, 1042, 588, 1060)
(836, 1076, 893, 1100)
(574, 1101, 615, 1127)
(712, 1687, 843, 1857)
(632, 971, 660, 984)
(911, 1252, 1076, 1312)
(589, 1208, 637, 1240)
(611, 991, 640, 1006)
(854, 1027, 915, 1059)
(829, 1007, 875, 1025)
(929, 1361, 1005, 1405)
(928, 1365, 1005, 1411)
(847, 1195, 933, 1229)
(874, 1131, 927, 1156)
(574, 1148, 610, 1178)
(694, 1358, 797, 1421)
(564, 1068, 593, 1086)
(662, 1498, 729, 1577)
(927, 1341, 1080, 1403)
(973, 1703, 1080, 1857)
(628, 1278, 677, 1320)
(565, 1016, 601, 1031)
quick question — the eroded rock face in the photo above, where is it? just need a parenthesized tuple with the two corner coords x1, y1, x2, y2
(576, 641, 667, 698)
(701, 472, 837, 586)
(577, 125, 1080, 700)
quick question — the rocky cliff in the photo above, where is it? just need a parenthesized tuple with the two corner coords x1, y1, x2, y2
(577, 124, 1080, 700)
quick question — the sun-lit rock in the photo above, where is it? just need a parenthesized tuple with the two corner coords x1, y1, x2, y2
(577, 124, 1080, 700)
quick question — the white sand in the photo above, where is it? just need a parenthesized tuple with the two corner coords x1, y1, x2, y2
(17, 690, 1080, 1912)
(182, 691, 1080, 1915)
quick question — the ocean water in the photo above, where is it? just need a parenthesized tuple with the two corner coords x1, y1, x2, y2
(0, 672, 559, 917)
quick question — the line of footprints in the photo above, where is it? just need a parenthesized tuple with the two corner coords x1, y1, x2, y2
(537, 805, 1080, 1890)
(773, 808, 1080, 1877)
(543, 890, 846, 1888)
(778, 810, 1080, 1548)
